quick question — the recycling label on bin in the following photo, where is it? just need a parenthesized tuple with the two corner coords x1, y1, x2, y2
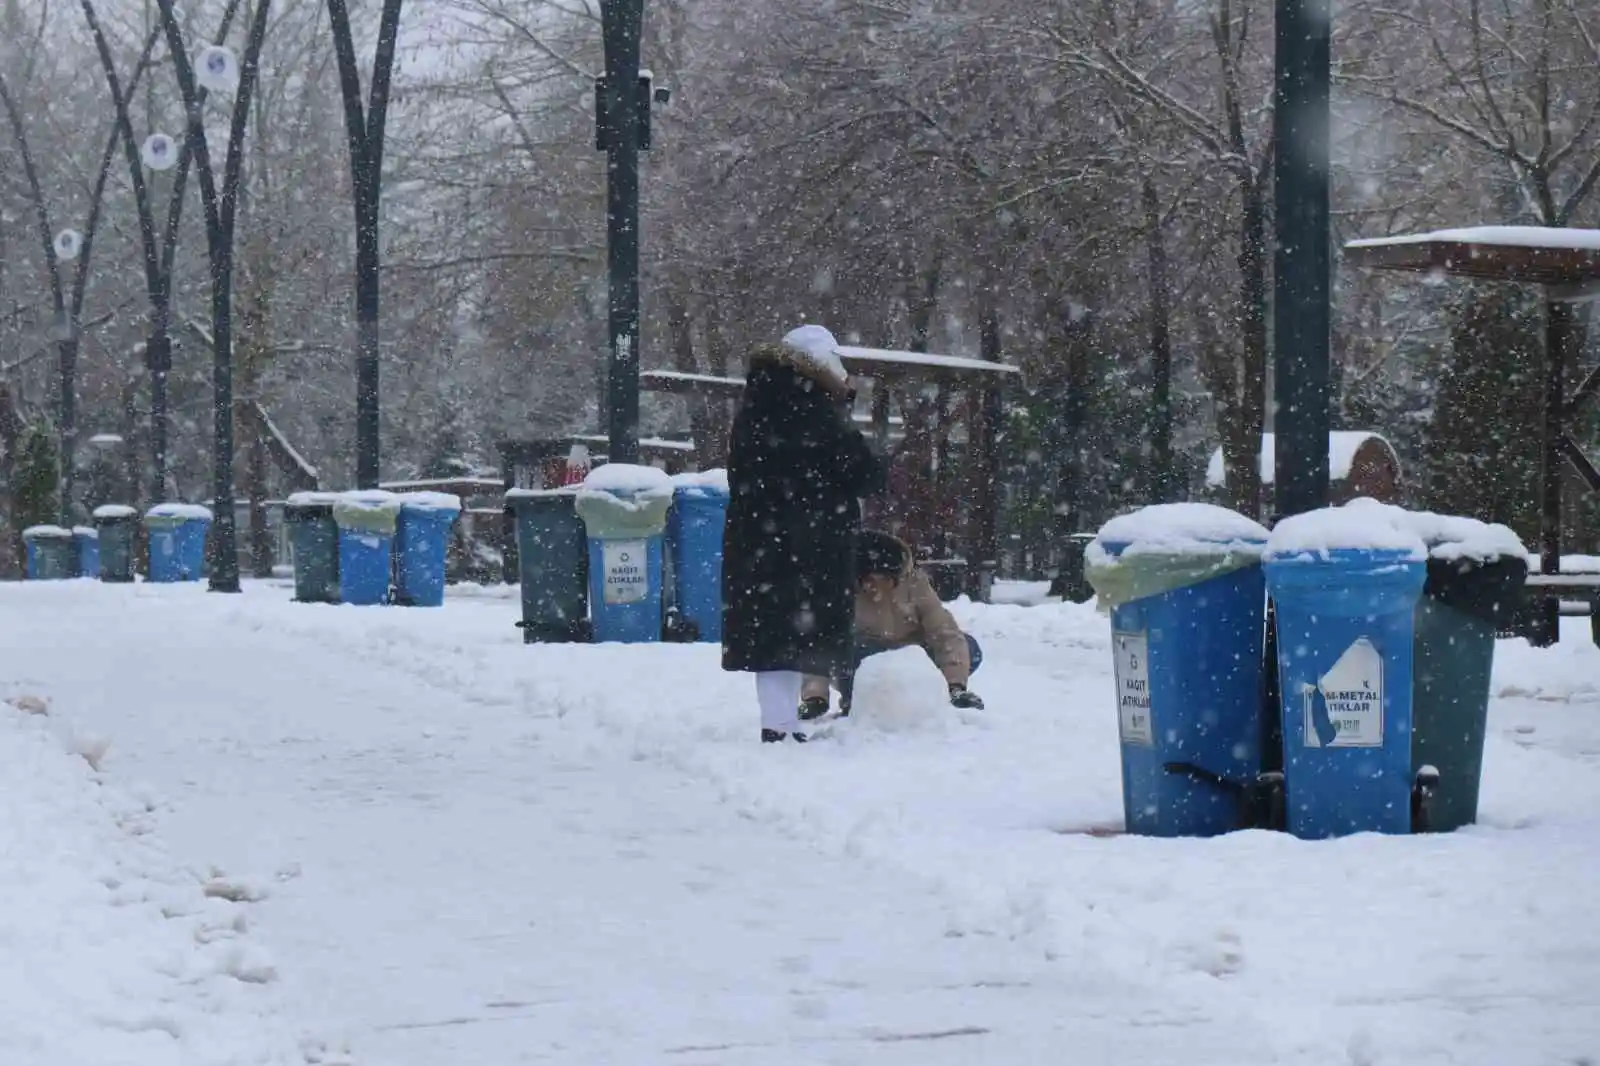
(1113, 631, 1153, 746)
(602, 539, 649, 605)
(1304, 637, 1384, 748)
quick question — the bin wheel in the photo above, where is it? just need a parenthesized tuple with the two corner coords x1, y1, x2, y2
(1411, 765, 1440, 834)
(1250, 771, 1286, 833)
(662, 609, 700, 643)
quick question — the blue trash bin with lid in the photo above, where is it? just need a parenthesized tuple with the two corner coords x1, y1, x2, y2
(73, 526, 100, 578)
(144, 504, 213, 582)
(668, 470, 729, 643)
(394, 492, 462, 607)
(332, 490, 401, 606)
(575, 464, 674, 643)
(22, 525, 76, 580)
(1085, 503, 1272, 838)
(1264, 504, 1428, 839)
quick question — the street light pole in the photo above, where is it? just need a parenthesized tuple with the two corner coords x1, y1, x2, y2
(599, 0, 644, 466)
(1271, 0, 1332, 520)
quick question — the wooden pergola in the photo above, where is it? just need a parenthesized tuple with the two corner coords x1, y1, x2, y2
(642, 345, 1023, 601)
(1344, 226, 1600, 644)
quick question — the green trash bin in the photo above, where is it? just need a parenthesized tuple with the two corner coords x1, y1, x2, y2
(506, 488, 589, 643)
(22, 525, 76, 580)
(1339, 499, 1528, 833)
(284, 492, 341, 604)
(93, 505, 139, 582)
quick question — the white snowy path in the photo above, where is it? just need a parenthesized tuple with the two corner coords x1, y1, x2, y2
(4, 582, 1600, 1065)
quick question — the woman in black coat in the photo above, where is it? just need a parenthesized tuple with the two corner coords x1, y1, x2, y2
(721, 325, 885, 742)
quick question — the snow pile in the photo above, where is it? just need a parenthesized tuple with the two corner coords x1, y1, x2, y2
(1089, 502, 1269, 559)
(285, 491, 341, 508)
(22, 524, 72, 539)
(1342, 497, 1527, 562)
(668, 468, 730, 495)
(396, 491, 462, 514)
(0, 700, 300, 1065)
(581, 463, 674, 498)
(72, 525, 98, 539)
(146, 503, 215, 522)
(1347, 225, 1600, 251)
(93, 504, 139, 520)
(1204, 431, 1395, 488)
(1266, 500, 1427, 559)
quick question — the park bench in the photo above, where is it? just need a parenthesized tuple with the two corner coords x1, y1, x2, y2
(1504, 572, 1600, 647)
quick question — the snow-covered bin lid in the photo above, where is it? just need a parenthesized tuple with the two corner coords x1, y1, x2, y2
(145, 502, 214, 521)
(670, 468, 729, 497)
(1265, 501, 1426, 562)
(21, 524, 72, 539)
(71, 525, 98, 539)
(581, 463, 675, 499)
(1338, 498, 1526, 563)
(397, 491, 462, 514)
(92, 504, 138, 520)
(1090, 503, 1270, 559)
(285, 491, 342, 508)
(331, 489, 402, 534)
(1085, 504, 1269, 610)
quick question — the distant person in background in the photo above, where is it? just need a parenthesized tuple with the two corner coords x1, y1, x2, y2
(721, 325, 885, 742)
(800, 530, 985, 720)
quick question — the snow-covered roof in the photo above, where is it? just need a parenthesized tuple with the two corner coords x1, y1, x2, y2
(1205, 432, 1396, 488)
(571, 434, 696, 453)
(1346, 226, 1600, 252)
(834, 345, 1022, 380)
(1344, 226, 1600, 288)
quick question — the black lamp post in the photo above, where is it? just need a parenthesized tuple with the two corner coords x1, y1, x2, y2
(596, 0, 660, 467)
(1271, 0, 1332, 520)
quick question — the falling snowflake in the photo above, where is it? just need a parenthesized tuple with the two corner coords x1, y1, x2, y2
(53, 229, 83, 262)
(141, 132, 177, 171)
(196, 44, 239, 93)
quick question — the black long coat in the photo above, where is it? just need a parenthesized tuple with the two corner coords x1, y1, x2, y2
(721, 352, 884, 676)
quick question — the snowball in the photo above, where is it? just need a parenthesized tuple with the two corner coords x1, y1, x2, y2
(781, 324, 850, 385)
(1091, 503, 1269, 559)
(581, 463, 674, 498)
(196, 44, 239, 93)
(145, 503, 214, 521)
(53, 229, 82, 262)
(141, 132, 178, 171)
(848, 646, 952, 734)
(1266, 501, 1426, 560)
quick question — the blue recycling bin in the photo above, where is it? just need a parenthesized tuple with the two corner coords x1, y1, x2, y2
(1086, 504, 1272, 838)
(668, 475, 729, 642)
(1265, 541, 1427, 840)
(144, 504, 212, 582)
(574, 465, 675, 644)
(73, 526, 100, 578)
(332, 492, 401, 606)
(394, 494, 461, 607)
(22, 525, 76, 580)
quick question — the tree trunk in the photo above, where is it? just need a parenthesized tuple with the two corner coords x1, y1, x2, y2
(1142, 175, 1174, 503)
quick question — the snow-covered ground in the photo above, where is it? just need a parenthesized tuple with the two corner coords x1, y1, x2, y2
(3, 580, 1598, 1065)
